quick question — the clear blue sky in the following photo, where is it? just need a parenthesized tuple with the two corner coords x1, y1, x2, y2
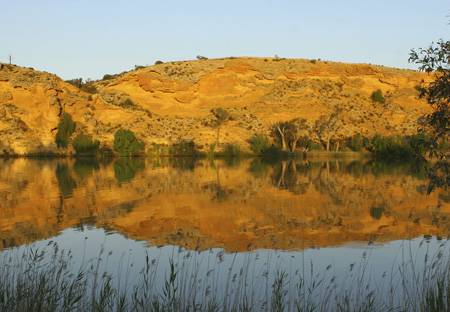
(1, 0, 448, 80)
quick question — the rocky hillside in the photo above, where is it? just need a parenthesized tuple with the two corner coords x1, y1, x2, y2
(0, 58, 432, 155)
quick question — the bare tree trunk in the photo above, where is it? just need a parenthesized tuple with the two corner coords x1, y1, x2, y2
(277, 126, 287, 151)
(216, 126, 220, 146)
(277, 161, 287, 188)
(326, 137, 330, 151)
(335, 141, 340, 152)
(290, 138, 299, 153)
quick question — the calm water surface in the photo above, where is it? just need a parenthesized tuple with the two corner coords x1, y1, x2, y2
(0, 157, 449, 304)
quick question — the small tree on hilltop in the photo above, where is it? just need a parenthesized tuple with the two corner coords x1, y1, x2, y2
(113, 129, 145, 156)
(55, 112, 76, 148)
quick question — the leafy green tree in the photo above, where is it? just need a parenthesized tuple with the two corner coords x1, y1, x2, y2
(113, 129, 145, 156)
(270, 121, 295, 151)
(72, 134, 99, 155)
(248, 133, 270, 155)
(270, 118, 311, 153)
(346, 134, 365, 152)
(55, 113, 76, 148)
(409, 39, 449, 191)
(314, 106, 342, 151)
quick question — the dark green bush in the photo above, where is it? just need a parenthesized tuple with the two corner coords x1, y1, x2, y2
(55, 113, 76, 148)
(248, 134, 270, 155)
(81, 83, 97, 94)
(169, 140, 199, 156)
(154, 60, 164, 65)
(371, 89, 385, 104)
(102, 74, 115, 80)
(368, 135, 415, 160)
(346, 134, 365, 152)
(222, 143, 242, 158)
(113, 129, 145, 156)
(72, 134, 99, 155)
(370, 205, 385, 220)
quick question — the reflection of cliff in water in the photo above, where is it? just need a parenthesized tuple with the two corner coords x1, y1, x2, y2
(0, 158, 448, 251)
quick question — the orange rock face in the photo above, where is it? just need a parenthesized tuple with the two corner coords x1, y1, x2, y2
(0, 58, 434, 155)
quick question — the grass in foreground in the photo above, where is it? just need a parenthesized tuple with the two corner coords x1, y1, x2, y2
(1, 240, 450, 311)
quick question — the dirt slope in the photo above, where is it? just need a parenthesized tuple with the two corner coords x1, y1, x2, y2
(0, 58, 432, 155)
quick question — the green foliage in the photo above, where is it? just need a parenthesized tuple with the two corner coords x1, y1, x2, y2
(248, 133, 270, 155)
(370, 89, 385, 104)
(169, 140, 199, 156)
(370, 205, 385, 220)
(81, 83, 97, 94)
(368, 134, 431, 161)
(102, 74, 115, 80)
(222, 143, 242, 158)
(113, 158, 145, 183)
(346, 133, 365, 152)
(55, 113, 76, 148)
(113, 129, 145, 156)
(154, 60, 164, 65)
(72, 134, 99, 155)
(409, 39, 449, 192)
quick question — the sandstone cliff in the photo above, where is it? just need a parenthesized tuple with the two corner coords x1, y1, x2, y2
(0, 58, 432, 155)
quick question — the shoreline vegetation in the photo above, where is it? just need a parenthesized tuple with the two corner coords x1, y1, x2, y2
(1, 113, 446, 162)
(2, 240, 450, 312)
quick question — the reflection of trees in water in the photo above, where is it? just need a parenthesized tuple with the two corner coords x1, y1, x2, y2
(55, 163, 76, 198)
(169, 157, 198, 171)
(311, 161, 344, 205)
(271, 160, 311, 195)
(201, 161, 232, 202)
(73, 158, 100, 179)
(113, 158, 145, 183)
(249, 158, 271, 179)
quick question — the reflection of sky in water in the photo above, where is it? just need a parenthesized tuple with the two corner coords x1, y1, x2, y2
(1, 158, 449, 306)
(2, 226, 447, 307)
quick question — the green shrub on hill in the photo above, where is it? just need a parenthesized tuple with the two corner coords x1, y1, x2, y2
(72, 134, 99, 155)
(222, 143, 242, 158)
(371, 89, 385, 104)
(113, 129, 145, 156)
(248, 133, 270, 155)
(169, 140, 199, 156)
(55, 113, 76, 148)
(345, 133, 367, 152)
